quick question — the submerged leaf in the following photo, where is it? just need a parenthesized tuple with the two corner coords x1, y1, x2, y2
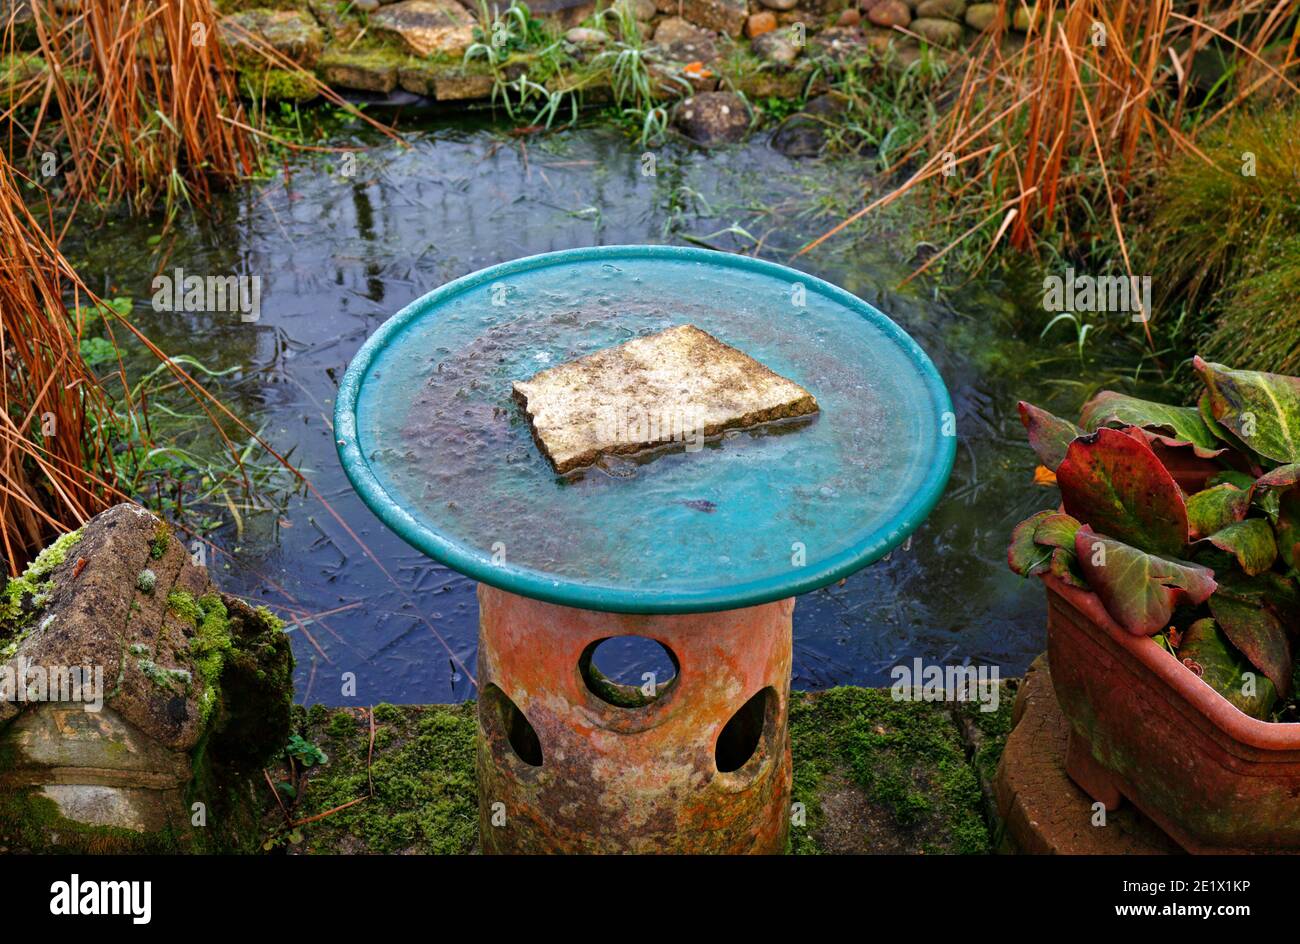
(1057, 427, 1189, 557)
(1178, 617, 1278, 720)
(1081, 390, 1223, 456)
(1195, 356, 1300, 464)
(1186, 484, 1251, 540)
(1018, 401, 1081, 472)
(1074, 526, 1216, 635)
(1207, 594, 1292, 696)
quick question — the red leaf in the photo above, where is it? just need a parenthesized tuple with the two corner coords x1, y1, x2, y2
(1057, 427, 1189, 557)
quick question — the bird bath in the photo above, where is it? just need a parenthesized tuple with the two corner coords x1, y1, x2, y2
(335, 245, 954, 853)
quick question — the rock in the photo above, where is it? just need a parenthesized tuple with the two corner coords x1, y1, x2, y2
(654, 16, 711, 45)
(674, 91, 750, 146)
(915, 0, 964, 20)
(837, 8, 861, 26)
(650, 59, 717, 96)
(565, 26, 610, 45)
(1012, 3, 1036, 31)
(0, 504, 292, 847)
(397, 59, 494, 99)
(371, 0, 476, 58)
(617, 0, 657, 20)
(811, 25, 871, 62)
(867, 0, 910, 28)
(651, 17, 719, 63)
(911, 16, 963, 45)
(770, 92, 845, 158)
(964, 2, 1000, 30)
(653, 0, 747, 38)
(431, 67, 496, 101)
(218, 9, 326, 69)
(528, 0, 600, 28)
(317, 46, 403, 93)
(746, 11, 777, 38)
(354, 0, 381, 10)
(308, 0, 363, 45)
(752, 29, 802, 68)
(758, 0, 798, 9)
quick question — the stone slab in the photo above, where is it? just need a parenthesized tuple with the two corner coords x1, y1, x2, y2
(512, 324, 819, 473)
(994, 655, 1180, 854)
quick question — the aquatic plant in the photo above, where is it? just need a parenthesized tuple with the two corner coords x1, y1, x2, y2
(803, 0, 1299, 342)
(22, 0, 256, 216)
(1009, 358, 1300, 720)
(1142, 107, 1300, 374)
(0, 142, 302, 575)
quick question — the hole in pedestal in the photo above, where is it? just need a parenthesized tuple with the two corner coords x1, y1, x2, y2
(715, 687, 774, 773)
(483, 684, 543, 767)
(579, 636, 678, 708)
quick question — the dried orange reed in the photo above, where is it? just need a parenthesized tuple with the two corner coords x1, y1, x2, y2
(0, 0, 407, 573)
(0, 0, 286, 573)
(801, 0, 1300, 349)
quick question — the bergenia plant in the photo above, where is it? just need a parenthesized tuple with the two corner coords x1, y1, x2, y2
(1009, 357, 1300, 721)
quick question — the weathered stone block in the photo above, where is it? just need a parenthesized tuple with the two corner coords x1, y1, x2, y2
(371, 0, 475, 58)
(513, 324, 816, 473)
(218, 9, 326, 69)
(654, 0, 746, 37)
(0, 504, 293, 845)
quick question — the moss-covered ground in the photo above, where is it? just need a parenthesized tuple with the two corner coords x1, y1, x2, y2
(270, 686, 1013, 855)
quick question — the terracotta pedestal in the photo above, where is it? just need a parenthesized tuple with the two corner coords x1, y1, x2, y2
(475, 585, 793, 854)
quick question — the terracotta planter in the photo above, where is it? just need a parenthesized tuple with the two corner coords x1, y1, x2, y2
(1045, 575, 1300, 853)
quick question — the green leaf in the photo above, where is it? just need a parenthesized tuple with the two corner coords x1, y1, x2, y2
(1199, 390, 1237, 444)
(1207, 469, 1256, 491)
(1201, 518, 1277, 576)
(1215, 569, 1300, 626)
(1008, 510, 1054, 577)
(1074, 525, 1216, 635)
(1057, 427, 1189, 557)
(79, 336, 117, 367)
(1207, 594, 1292, 696)
(1178, 617, 1277, 720)
(1034, 512, 1080, 550)
(1081, 390, 1223, 456)
(1017, 401, 1081, 471)
(1277, 489, 1300, 570)
(1195, 356, 1300, 464)
(1049, 546, 1087, 588)
(1186, 484, 1250, 540)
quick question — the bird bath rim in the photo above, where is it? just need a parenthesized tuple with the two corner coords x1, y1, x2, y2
(334, 244, 955, 615)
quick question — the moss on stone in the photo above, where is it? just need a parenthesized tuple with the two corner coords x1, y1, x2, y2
(167, 589, 233, 722)
(789, 687, 992, 854)
(149, 520, 172, 560)
(264, 686, 1008, 855)
(239, 67, 320, 102)
(283, 703, 478, 854)
(0, 527, 84, 645)
(0, 789, 189, 854)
